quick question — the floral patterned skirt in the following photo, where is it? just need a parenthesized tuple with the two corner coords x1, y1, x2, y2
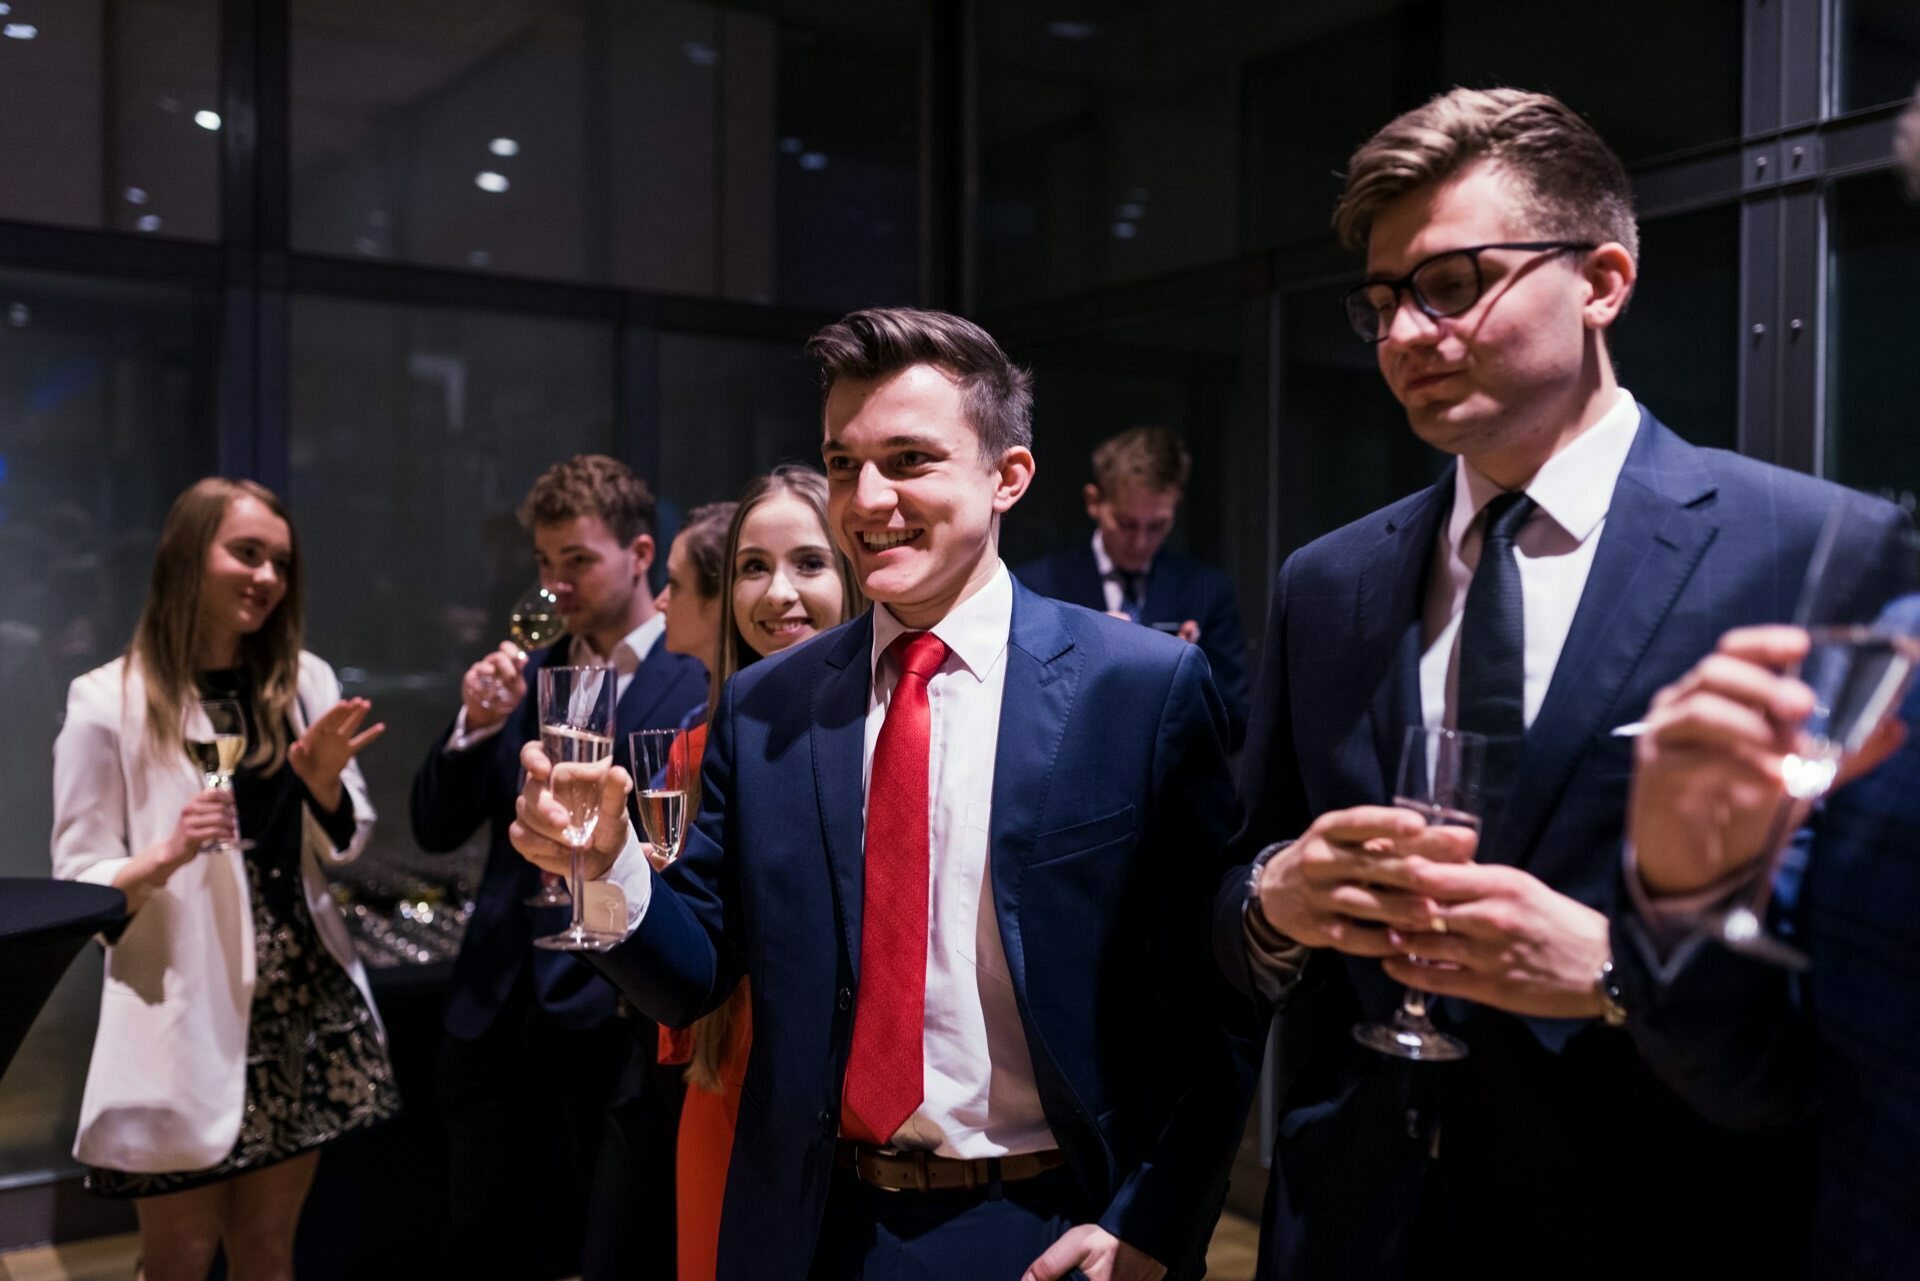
(86, 861, 400, 1198)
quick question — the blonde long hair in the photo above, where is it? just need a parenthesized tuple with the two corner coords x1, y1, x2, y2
(128, 478, 304, 773)
(687, 466, 863, 1093)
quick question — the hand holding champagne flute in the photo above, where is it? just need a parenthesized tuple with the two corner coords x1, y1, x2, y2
(184, 698, 250, 852)
(531, 666, 623, 952)
(1353, 726, 1486, 1062)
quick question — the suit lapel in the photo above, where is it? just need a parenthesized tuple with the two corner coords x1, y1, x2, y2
(1362, 478, 1453, 792)
(1491, 415, 1720, 869)
(812, 615, 877, 976)
(986, 586, 1080, 1005)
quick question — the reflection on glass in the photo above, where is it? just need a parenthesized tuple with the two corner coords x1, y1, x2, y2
(1837, 0, 1920, 112)
(1826, 172, 1920, 498)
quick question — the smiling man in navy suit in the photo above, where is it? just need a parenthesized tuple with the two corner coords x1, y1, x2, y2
(1016, 427, 1251, 748)
(511, 308, 1262, 1281)
(1216, 88, 1904, 1278)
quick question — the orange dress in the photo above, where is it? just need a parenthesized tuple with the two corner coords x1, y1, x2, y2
(654, 720, 754, 1281)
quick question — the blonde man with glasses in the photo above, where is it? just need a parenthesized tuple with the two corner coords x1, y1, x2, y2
(1218, 87, 1905, 1277)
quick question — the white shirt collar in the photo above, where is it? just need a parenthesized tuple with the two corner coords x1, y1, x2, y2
(870, 561, 1014, 685)
(1446, 387, 1642, 551)
(1090, 528, 1150, 580)
(570, 611, 665, 676)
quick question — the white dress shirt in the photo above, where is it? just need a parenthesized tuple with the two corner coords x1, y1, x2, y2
(1418, 388, 1642, 730)
(446, 613, 666, 752)
(603, 563, 1055, 1158)
(1091, 529, 1150, 616)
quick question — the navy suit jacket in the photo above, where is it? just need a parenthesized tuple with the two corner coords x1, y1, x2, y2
(1218, 410, 1901, 1279)
(411, 638, 707, 1040)
(1616, 594, 1920, 1281)
(1016, 544, 1251, 749)
(596, 582, 1263, 1281)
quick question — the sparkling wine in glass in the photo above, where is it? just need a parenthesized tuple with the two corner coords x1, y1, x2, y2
(630, 729, 692, 870)
(1353, 726, 1486, 1063)
(532, 667, 622, 952)
(1705, 507, 1920, 969)
(184, 698, 254, 853)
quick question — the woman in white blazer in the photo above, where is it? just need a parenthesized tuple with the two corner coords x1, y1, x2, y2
(52, 477, 394, 1281)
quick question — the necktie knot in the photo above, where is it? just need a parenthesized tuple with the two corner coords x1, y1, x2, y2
(1481, 491, 1535, 548)
(890, 630, 949, 684)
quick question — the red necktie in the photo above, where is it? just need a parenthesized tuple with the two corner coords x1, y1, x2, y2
(840, 629, 948, 1146)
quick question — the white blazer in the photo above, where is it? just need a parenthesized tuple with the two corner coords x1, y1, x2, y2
(50, 652, 381, 1173)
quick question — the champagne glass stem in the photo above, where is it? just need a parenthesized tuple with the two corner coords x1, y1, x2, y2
(1711, 792, 1811, 969)
(1401, 988, 1430, 1020)
(567, 841, 587, 939)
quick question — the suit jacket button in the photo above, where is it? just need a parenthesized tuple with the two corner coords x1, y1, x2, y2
(837, 986, 852, 1011)
(817, 1110, 833, 1134)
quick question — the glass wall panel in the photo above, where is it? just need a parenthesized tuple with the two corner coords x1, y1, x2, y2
(0, 267, 215, 1183)
(653, 332, 823, 516)
(0, 0, 220, 237)
(1278, 282, 1442, 559)
(287, 296, 615, 899)
(1826, 171, 1920, 499)
(1612, 205, 1739, 452)
(289, 0, 917, 307)
(1837, 0, 1920, 113)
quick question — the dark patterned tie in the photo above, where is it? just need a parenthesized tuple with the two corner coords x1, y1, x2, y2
(1457, 491, 1536, 825)
(1112, 570, 1147, 623)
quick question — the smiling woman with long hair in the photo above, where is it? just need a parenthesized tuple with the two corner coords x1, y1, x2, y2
(51, 477, 394, 1281)
(661, 465, 863, 1281)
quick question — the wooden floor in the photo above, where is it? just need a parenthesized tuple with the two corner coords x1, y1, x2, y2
(1, 1214, 1261, 1281)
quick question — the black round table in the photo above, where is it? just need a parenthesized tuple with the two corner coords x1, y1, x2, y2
(0, 877, 126, 1082)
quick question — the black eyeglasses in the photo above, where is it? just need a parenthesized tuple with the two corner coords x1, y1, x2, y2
(1342, 240, 1595, 344)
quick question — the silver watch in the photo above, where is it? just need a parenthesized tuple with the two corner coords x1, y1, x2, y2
(1595, 955, 1629, 1028)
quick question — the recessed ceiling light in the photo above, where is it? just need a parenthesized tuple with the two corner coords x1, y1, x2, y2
(3, 22, 38, 39)
(136, 214, 163, 233)
(1045, 20, 1097, 40)
(475, 171, 509, 193)
(194, 110, 221, 130)
(468, 249, 492, 267)
(1111, 221, 1137, 240)
(125, 187, 149, 205)
(8, 303, 29, 328)
(683, 41, 718, 66)
(799, 152, 828, 172)
(488, 137, 518, 157)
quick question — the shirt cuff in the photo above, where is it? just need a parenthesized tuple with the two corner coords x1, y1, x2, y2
(1621, 841, 1749, 956)
(1243, 841, 1310, 1003)
(604, 829, 656, 936)
(444, 707, 506, 755)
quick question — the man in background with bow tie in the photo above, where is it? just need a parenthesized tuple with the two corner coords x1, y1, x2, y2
(1016, 426, 1251, 748)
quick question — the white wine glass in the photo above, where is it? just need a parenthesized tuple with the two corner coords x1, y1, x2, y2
(506, 585, 572, 908)
(1353, 726, 1485, 1062)
(184, 698, 254, 852)
(1704, 507, 1920, 969)
(531, 666, 622, 952)
(630, 729, 692, 871)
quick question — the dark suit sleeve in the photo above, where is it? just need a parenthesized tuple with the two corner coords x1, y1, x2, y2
(1097, 643, 1268, 1276)
(1214, 556, 1313, 1003)
(592, 678, 747, 1030)
(1195, 568, 1251, 751)
(409, 716, 503, 854)
(1612, 845, 1814, 1131)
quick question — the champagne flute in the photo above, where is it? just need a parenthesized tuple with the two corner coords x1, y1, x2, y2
(630, 729, 692, 870)
(1703, 508, 1920, 969)
(1353, 726, 1485, 1062)
(485, 584, 563, 713)
(183, 698, 253, 852)
(531, 666, 622, 952)
(503, 585, 572, 908)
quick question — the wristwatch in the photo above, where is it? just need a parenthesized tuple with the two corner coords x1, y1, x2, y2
(1245, 841, 1298, 953)
(1594, 955, 1629, 1028)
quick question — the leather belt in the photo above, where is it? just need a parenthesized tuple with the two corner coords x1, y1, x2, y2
(834, 1143, 1065, 1193)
